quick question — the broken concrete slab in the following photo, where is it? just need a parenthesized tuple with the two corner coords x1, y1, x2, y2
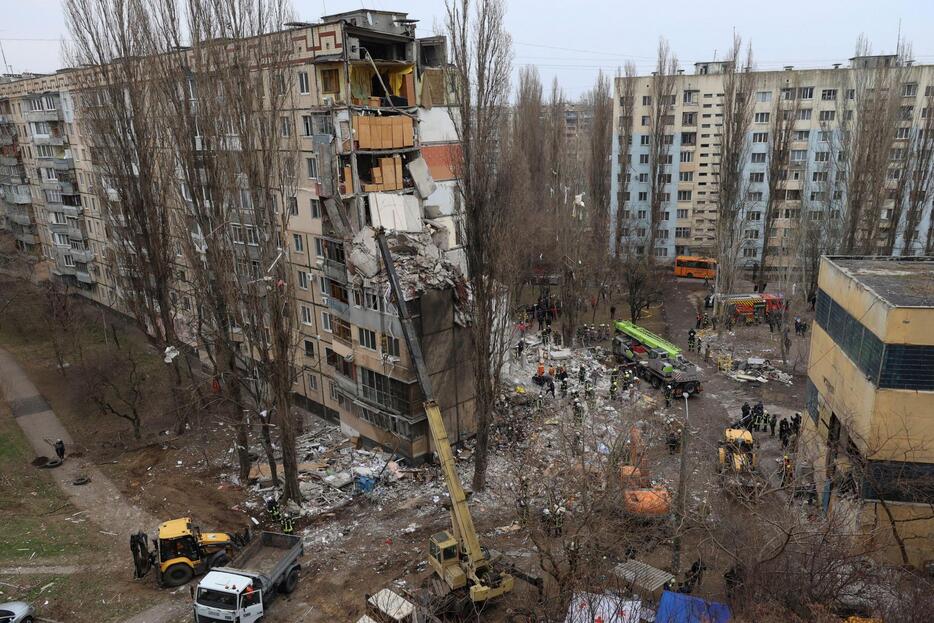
(406, 156, 437, 199)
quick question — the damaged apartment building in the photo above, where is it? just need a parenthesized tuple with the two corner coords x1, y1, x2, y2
(0, 9, 474, 462)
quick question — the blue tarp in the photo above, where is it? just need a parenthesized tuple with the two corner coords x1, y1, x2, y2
(655, 591, 732, 623)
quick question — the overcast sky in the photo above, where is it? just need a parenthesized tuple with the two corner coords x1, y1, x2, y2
(3, 0, 934, 98)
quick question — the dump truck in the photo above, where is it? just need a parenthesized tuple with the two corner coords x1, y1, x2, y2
(192, 531, 302, 623)
(130, 517, 245, 587)
(612, 321, 702, 397)
(716, 429, 766, 500)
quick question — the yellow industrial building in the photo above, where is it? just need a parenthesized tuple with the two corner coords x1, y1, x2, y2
(804, 256, 934, 568)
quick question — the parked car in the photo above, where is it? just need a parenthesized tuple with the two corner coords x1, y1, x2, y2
(0, 602, 34, 623)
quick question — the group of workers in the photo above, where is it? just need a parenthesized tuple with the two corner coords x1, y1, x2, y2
(264, 496, 294, 534)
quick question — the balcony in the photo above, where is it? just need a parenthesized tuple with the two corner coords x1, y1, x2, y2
(323, 258, 347, 282)
(333, 371, 357, 397)
(0, 134, 12, 147)
(32, 135, 65, 147)
(25, 109, 61, 123)
(8, 211, 33, 226)
(53, 157, 75, 171)
(0, 114, 12, 124)
(0, 156, 17, 167)
(7, 193, 32, 205)
(76, 269, 94, 284)
(70, 248, 95, 263)
(13, 231, 38, 245)
(52, 263, 77, 276)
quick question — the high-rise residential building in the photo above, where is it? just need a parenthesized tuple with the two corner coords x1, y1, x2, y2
(611, 56, 934, 271)
(0, 9, 473, 461)
(803, 256, 934, 567)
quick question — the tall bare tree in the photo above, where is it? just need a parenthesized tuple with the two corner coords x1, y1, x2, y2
(836, 37, 908, 254)
(445, 0, 513, 491)
(714, 35, 755, 297)
(757, 77, 799, 293)
(614, 63, 637, 258)
(893, 88, 934, 254)
(146, 0, 302, 497)
(646, 40, 677, 261)
(64, 0, 191, 433)
(585, 71, 614, 253)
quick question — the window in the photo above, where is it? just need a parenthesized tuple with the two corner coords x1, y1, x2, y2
(683, 90, 696, 104)
(280, 116, 292, 137)
(676, 208, 689, 218)
(798, 86, 814, 100)
(678, 171, 693, 182)
(742, 248, 758, 258)
(321, 311, 332, 332)
(640, 135, 650, 146)
(658, 173, 672, 184)
(797, 109, 812, 120)
(677, 190, 692, 201)
(896, 127, 910, 139)
(790, 150, 807, 162)
(793, 130, 810, 141)
(306, 157, 318, 179)
(43, 168, 58, 181)
(813, 171, 828, 182)
(302, 115, 313, 136)
(682, 112, 697, 125)
(681, 132, 696, 145)
(903, 83, 918, 97)
(654, 247, 668, 257)
(52, 232, 69, 246)
(745, 229, 760, 239)
(748, 210, 762, 220)
(314, 238, 325, 258)
(641, 115, 650, 126)
(821, 89, 837, 101)
(45, 189, 63, 203)
(814, 151, 830, 162)
(890, 148, 905, 161)
(329, 280, 349, 304)
(304, 339, 315, 357)
(675, 227, 691, 238)
(245, 225, 259, 245)
(291, 234, 305, 254)
(298, 71, 309, 94)
(358, 328, 377, 350)
(642, 95, 652, 106)
(819, 130, 831, 142)
(310, 198, 322, 218)
(752, 132, 768, 143)
(383, 335, 400, 357)
(819, 110, 835, 121)
(754, 112, 770, 123)
(300, 305, 313, 324)
(637, 173, 648, 183)
(899, 106, 914, 121)
(844, 110, 854, 121)
(639, 154, 649, 164)
(62, 254, 75, 267)
(751, 152, 766, 163)
(638, 192, 648, 201)
(36, 144, 53, 158)
(747, 191, 763, 201)
(680, 151, 693, 163)
(321, 68, 339, 93)
(749, 172, 765, 183)
(756, 91, 772, 102)
(781, 88, 795, 101)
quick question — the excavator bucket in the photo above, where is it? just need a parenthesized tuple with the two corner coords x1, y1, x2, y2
(130, 531, 154, 579)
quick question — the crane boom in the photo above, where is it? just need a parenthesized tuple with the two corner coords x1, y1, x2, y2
(614, 320, 682, 357)
(374, 230, 498, 592)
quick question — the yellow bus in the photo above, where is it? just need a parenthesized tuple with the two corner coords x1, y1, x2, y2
(673, 256, 717, 280)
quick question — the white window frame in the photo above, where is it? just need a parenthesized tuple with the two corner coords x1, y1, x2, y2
(306, 157, 318, 179)
(297, 271, 309, 289)
(298, 71, 310, 94)
(292, 233, 304, 253)
(321, 311, 332, 333)
(300, 305, 313, 325)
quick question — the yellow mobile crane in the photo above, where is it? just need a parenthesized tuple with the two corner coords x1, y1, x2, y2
(375, 230, 514, 609)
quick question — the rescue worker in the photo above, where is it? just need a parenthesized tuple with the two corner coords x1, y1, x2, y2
(664, 384, 673, 408)
(782, 455, 794, 487)
(769, 413, 777, 437)
(266, 496, 281, 521)
(667, 426, 681, 454)
(535, 391, 545, 411)
(687, 329, 696, 352)
(515, 338, 525, 361)
(584, 381, 595, 407)
(54, 439, 65, 461)
(280, 513, 294, 534)
(610, 366, 620, 385)
(547, 378, 556, 398)
(560, 376, 569, 398)
(609, 380, 619, 401)
(572, 399, 584, 425)
(578, 365, 587, 384)
(537, 360, 545, 379)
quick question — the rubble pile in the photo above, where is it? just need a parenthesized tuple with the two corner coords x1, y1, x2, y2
(695, 329, 794, 386)
(348, 225, 470, 325)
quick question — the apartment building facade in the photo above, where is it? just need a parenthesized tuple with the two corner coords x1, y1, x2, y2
(611, 57, 934, 270)
(0, 9, 472, 461)
(802, 256, 934, 567)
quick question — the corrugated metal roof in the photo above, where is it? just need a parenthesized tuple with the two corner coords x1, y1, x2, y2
(613, 559, 674, 593)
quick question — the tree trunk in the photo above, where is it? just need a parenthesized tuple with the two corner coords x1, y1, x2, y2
(277, 390, 301, 502)
(471, 375, 493, 492)
(259, 412, 280, 488)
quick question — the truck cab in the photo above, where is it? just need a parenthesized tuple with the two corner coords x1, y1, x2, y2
(194, 571, 265, 623)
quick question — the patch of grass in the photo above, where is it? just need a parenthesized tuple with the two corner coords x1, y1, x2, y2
(0, 416, 96, 561)
(0, 573, 152, 623)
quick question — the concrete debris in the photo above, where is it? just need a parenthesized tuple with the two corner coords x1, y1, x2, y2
(369, 192, 422, 232)
(406, 156, 437, 199)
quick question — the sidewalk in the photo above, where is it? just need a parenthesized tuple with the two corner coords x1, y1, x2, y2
(0, 347, 186, 623)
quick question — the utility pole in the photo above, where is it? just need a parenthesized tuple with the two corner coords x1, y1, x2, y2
(671, 392, 690, 574)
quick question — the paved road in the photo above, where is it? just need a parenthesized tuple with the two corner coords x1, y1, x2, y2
(0, 347, 189, 623)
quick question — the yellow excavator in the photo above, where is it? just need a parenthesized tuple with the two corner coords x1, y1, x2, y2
(131, 517, 247, 587)
(716, 428, 765, 500)
(375, 231, 515, 611)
